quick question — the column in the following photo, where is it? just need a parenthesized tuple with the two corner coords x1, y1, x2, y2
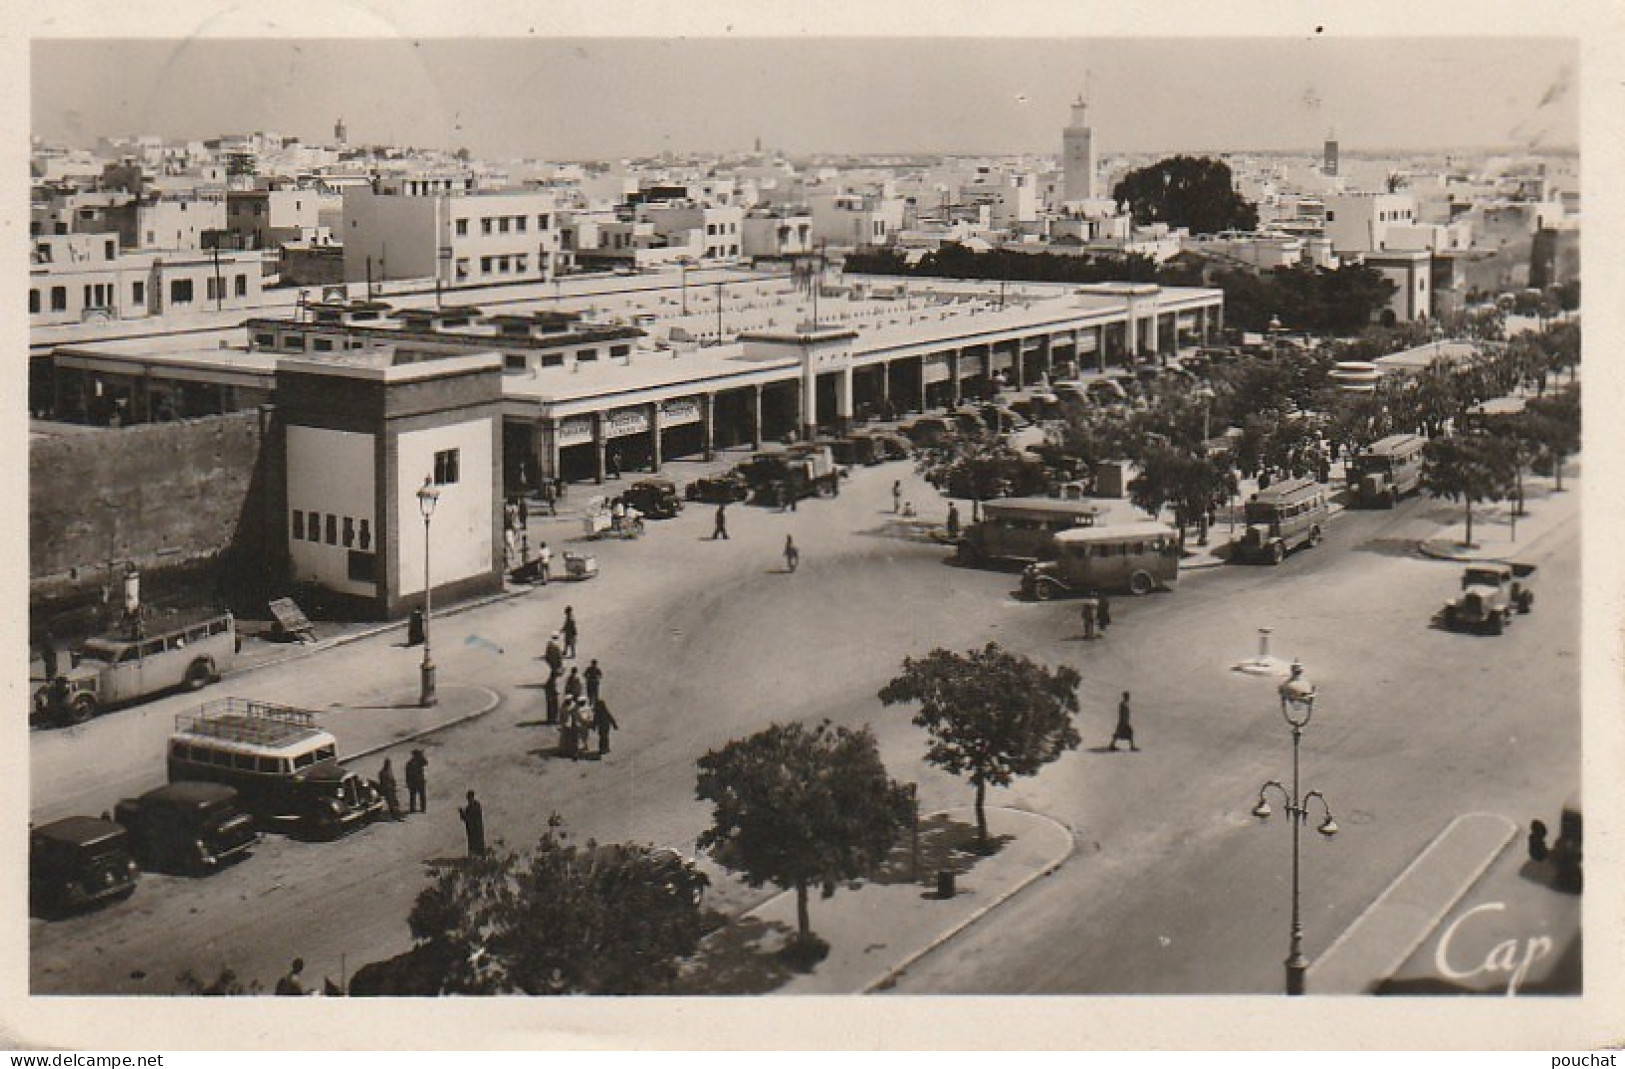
(537, 416, 560, 486)
(835, 366, 853, 434)
(949, 348, 962, 407)
(1096, 325, 1108, 375)
(750, 384, 764, 450)
(701, 393, 715, 461)
(1146, 305, 1160, 362)
(592, 412, 607, 485)
(1040, 335, 1053, 381)
(649, 401, 664, 472)
(878, 361, 891, 417)
(1011, 340, 1026, 390)
(916, 355, 928, 412)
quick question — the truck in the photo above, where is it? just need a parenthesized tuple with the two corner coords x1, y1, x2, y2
(739, 444, 841, 506)
(1441, 562, 1536, 634)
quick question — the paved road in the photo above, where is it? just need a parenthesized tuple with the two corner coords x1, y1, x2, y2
(29, 463, 1579, 995)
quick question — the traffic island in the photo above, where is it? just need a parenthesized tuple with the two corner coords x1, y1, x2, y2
(674, 805, 1074, 995)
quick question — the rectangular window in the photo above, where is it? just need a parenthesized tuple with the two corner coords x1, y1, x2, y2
(291, 510, 304, 540)
(433, 448, 461, 486)
(498, 217, 510, 234)
(516, 255, 528, 273)
(498, 256, 511, 273)
(455, 218, 468, 237)
(28, 290, 39, 314)
(254, 332, 276, 348)
(313, 338, 334, 352)
(481, 218, 493, 236)
(284, 335, 306, 351)
(133, 280, 145, 305)
(610, 344, 631, 358)
(235, 274, 247, 297)
(105, 239, 116, 259)
(325, 514, 338, 545)
(515, 216, 527, 233)
(481, 256, 493, 274)
(206, 277, 222, 301)
(171, 278, 194, 304)
(505, 354, 527, 371)
(455, 258, 470, 279)
(538, 214, 550, 229)
(347, 551, 375, 583)
(84, 285, 93, 308)
(577, 348, 597, 362)
(51, 286, 66, 311)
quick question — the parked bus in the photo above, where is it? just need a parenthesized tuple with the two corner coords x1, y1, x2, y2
(956, 497, 1110, 567)
(1458, 395, 1527, 434)
(33, 611, 238, 726)
(1347, 433, 1427, 508)
(1234, 477, 1330, 564)
(1020, 521, 1181, 598)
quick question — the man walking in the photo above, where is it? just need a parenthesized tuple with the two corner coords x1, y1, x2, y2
(459, 790, 486, 856)
(784, 535, 800, 573)
(543, 671, 560, 725)
(1080, 595, 1098, 641)
(892, 479, 902, 513)
(1096, 592, 1112, 633)
(40, 627, 59, 682)
(405, 749, 428, 813)
(592, 697, 620, 757)
(946, 503, 961, 542)
(377, 758, 402, 820)
(584, 659, 604, 703)
(1110, 691, 1139, 752)
(712, 503, 730, 540)
(561, 606, 578, 659)
(537, 540, 552, 584)
(563, 666, 583, 704)
(544, 633, 564, 676)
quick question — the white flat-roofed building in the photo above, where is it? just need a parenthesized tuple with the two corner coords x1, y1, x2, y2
(342, 181, 561, 290)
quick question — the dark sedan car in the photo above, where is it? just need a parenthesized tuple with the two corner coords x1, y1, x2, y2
(115, 781, 259, 875)
(31, 816, 139, 916)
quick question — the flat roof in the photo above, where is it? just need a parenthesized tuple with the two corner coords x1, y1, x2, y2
(1053, 520, 1179, 542)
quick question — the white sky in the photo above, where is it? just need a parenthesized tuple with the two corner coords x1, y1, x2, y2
(32, 36, 1577, 160)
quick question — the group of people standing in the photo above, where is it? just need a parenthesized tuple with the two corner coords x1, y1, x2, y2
(541, 606, 619, 761)
(1079, 591, 1113, 641)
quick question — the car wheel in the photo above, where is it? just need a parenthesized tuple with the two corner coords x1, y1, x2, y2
(68, 694, 97, 724)
(1269, 543, 1286, 565)
(1385, 491, 1397, 509)
(1129, 570, 1155, 596)
(1034, 582, 1053, 602)
(1307, 526, 1322, 547)
(1519, 592, 1534, 614)
(185, 658, 215, 690)
(1488, 614, 1505, 636)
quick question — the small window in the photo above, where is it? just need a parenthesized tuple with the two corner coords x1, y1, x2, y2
(538, 214, 550, 229)
(498, 217, 510, 234)
(171, 278, 194, 304)
(235, 274, 247, 298)
(577, 348, 597, 362)
(256, 756, 281, 773)
(284, 335, 306, 352)
(133, 280, 145, 305)
(294, 751, 316, 770)
(29, 290, 39, 314)
(481, 218, 493, 235)
(105, 239, 116, 259)
(313, 338, 334, 352)
(610, 344, 631, 358)
(433, 448, 461, 486)
(140, 639, 166, 658)
(342, 517, 355, 547)
(516, 216, 527, 233)
(481, 256, 492, 274)
(325, 514, 338, 545)
(455, 218, 468, 237)
(255, 332, 276, 348)
(347, 550, 375, 583)
(291, 509, 304, 539)
(51, 286, 67, 311)
(504, 353, 527, 371)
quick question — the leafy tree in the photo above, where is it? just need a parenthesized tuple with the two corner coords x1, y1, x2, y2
(1113, 155, 1258, 235)
(695, 721, 911, 958)
(1421, 433, 1519, 547)
(1129, 445, 1225, 546)
(879, 643, 1081, 850)
(400, 820, 709, 995)
(918, 440, 1051, 505)
(1524, 386, 1581, 491)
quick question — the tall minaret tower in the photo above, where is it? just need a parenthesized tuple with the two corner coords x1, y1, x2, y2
(1062, 94, 1096, 202)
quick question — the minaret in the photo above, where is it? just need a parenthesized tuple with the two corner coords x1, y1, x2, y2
(1323, 130, 1339, 177)
(1062, 95, 1096, 202)
(335, 117, 348, 147)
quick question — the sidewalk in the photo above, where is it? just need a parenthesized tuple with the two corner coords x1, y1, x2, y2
(1417, 470, 1577, 563)
(676, 806, 1075, 995)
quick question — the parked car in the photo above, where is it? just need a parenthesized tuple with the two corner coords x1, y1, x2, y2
(31, 611, 238, 727)
(114, 781, 259, 876)
(869, 431, 913, 461)
(685, 472, 751, 504)
(30, 816, 139, 916)
(900, 416, 956, 448)
(619, 478, 684, 519)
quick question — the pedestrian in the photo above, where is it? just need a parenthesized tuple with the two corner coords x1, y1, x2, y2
(405, 749, 428, 813)
(458, 790, 486, 856)
(544, 634, 564, 675)
(564, 666, 583, 702)
(712, 503, 730, 540)
(557, 698, 578, 758)
(537, 540, 552, 584)
(554, 475, 566, 504)
(1527, 819, 1550, 863)
(543, 671, 560, 724)
(1110, 691, 1139, 752)
(377, 758, 402, 820)
(275, 958, 307, 996)
(607, 448, 621, 480)
(592, 697, 619, 757)
(40, 627, 58, 682)
(517, 495, 528, 528)
(892, 480, 902, 513)
(902, 500, 917, 518)
(784, 535, 799, 573)
(946, 503, 960, 541)
(1080, 595, 1098, 640)
(584, 659, 604, 702)
(1096, 592, 1112, 632)
(541, 480, 558, 517)
(561, 606, 578, 659)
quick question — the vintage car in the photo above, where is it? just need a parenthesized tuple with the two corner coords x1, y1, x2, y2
(684, 472, 751, 504)
(32, 611, 238, 727)
(619, 478, 684, 519)
(30, 816, 139, 916)
(114, 781, 259, 875)
(1442, 563, 1536, 634)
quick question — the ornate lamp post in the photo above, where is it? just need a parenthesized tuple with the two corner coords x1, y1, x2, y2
(1251, 660, 1338, 995)
(417, 476, 441, 708)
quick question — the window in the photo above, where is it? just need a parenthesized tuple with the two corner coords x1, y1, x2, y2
(171, 278, 194, 305)
(325, 514, 338, 545)
(610, 344, 631, 358)
(207, 277, 222, 301)
(133, 280, 145, 305)
(342, 517, 355, 547)
(538, 214, 550, 229)
(455, 218, 468, 236)
(498, 256, 511, 274)
(455, 258, 470, 279)
(51, 287, 66, 311)
(481, 218, 493, 235)
(516, 216, 527, 233)
(1326, 210, 1336, 222)
(577, 348, 597, 362)
(505, 354, 527, 371)
(498, 217, 510, 234)
(254, 332, 276, 348)
(105, 239, 116, 259)
(235, 274, 248, 297)
(433, 448, 461, 485)
(347, 550, 375, 583)
(29, 290, 38, 314)
(358, 519, 371, 551)
(481, 256, 493, 274)
(313, 338, 334, 352)
(284, 335, 306, 352)
(516, 255, 528, 273)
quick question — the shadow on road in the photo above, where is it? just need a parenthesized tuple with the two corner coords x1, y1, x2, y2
(1352, 537, 1425, 559)
(868, 814, 1014, 887)
(674, 914, 800, 995)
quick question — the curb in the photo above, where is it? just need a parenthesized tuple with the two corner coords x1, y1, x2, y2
(859, 805, 1077, 994)
(340, 684, 504, 766)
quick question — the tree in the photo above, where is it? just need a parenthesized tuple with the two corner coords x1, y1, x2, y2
(397, 820, 709, 995)
(1113, 156, 1259, 235)
(879, 643, 1082, 850)
(1421, 434, 1519, 547)
(1524, 386, 1581, 491)
(695, 721, 911, 961)
(1129, 445, 1224, 546)
(917, 440, 1051, 506)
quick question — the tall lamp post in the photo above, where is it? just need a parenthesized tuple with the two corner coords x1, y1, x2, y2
(1251, 660, 1338, 996)
(417, 477, 441, 708)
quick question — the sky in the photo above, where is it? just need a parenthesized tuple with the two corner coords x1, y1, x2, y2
(31, 36, 1579, 161)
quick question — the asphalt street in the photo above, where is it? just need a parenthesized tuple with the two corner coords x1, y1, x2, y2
(29, 457, 1580, 996)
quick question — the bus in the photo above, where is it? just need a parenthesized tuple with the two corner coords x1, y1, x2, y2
(1234, 477, 1329, 564)
(32, 611, 238, 726)
(956, 497, 1110, 567)
(1347, 433, 1427, 508)
(1020, 521, 1182, 598)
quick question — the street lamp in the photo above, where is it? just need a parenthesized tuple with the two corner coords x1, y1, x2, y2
(1251, 659, 1338, 996)
(417, 476, 441, 708)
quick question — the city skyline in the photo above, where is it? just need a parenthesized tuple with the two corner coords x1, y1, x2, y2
(33, 37, 1577, 162)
